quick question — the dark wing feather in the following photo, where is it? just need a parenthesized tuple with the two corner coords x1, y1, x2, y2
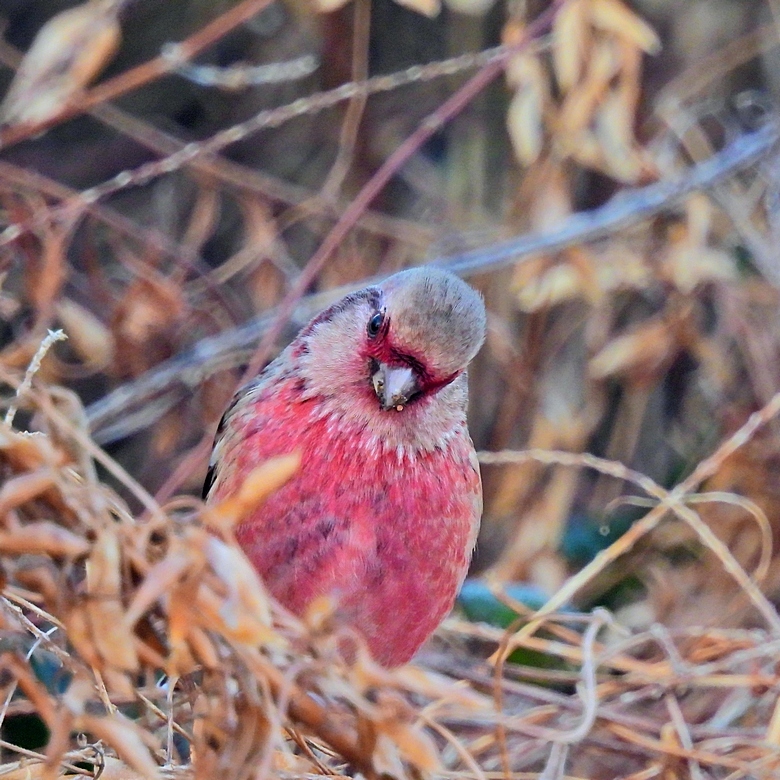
(201, 367, 277, 501)
(201, 387, 244, 500)
(202, 462, 217, 500)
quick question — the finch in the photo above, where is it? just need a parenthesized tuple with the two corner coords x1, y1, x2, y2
(204, 267, 486, 666)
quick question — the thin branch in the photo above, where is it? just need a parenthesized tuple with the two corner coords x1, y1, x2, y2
(0, 0, 279, 148)
(485, 388, 780, 660)
(4, 329, 67, 427)
(439, 122, 780, 281)
(86, 123, 780, 440)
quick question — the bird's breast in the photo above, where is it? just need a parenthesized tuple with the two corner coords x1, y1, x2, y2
(214, 381, 481, 665)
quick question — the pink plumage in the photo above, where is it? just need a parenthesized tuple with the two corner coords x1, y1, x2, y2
(205, 268, 486, 666)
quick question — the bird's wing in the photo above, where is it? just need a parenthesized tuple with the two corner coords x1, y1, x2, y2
(202, 371, 272, 500)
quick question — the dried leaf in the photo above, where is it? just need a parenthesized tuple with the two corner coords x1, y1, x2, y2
(198, 584, 281, 647)
(613, 36, 643, 122)
(124, 545, 200, 628)
(0, 426, 68, 473)
(593, 246, 651, 292)
(593, 89, 647, 182)
(0, 521, 90, 557)
(111, 274, 186, 378)
(521, 161, 573, 232)
(0, 761, 51, 779)
(204, 452, 301, 531)
(655, 199, 736, 292)
(167, 577, 200, 676)
(392, 0, 441, 17)
(86, 528, 139, 671)
(62, 604, 102, 668)
(552, 0, 591, 92)
(14, 558, 61, 605)
(273, 750, 316, 774)
(506, 72, 546, 166)
(311, 0, 352, 11)
(0, 0, 121, 126)
(56, 298, 115, 370)
(589, 317, 679, 381)
(370, 731, 407, 780)
(25, 226, 70, 322)
(556, 39, 620, 138)
(96, 757, 154, 780)
(186, 624, 219, 669)
(393, 665, 491, 709)
(303, 593, 339, 632)
(513, 260, 584, 311)
(591, 0, 661, 54)
(666, 246, 736, 293)
(202, 536, 280, 645)
(443, 0, 497, 16)
(380, 720, 441, 774)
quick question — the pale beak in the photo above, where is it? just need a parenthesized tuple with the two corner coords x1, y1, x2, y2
(371, 363, 418, 411)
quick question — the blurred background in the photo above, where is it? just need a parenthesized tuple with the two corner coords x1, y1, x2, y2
(2, 0, 780, 645)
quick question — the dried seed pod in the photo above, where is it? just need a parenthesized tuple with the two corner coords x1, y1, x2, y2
(589, 317, 680, 383)
(507, 78, 546, 166)
(0, 0, 121, 127)
(591, 0, 661, 54)
(552, 0, 591, 92)
(55, 299, 115, 372)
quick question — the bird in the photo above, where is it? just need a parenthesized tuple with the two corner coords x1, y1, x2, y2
(203, 267, 486, 666)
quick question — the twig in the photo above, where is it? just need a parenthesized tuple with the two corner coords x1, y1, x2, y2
(539, 742, 569, 780)
(498, 608, 609, 746)
(161, 49, 318, 88)
(3, 329, 67, 427)
(318, 0, 372, 202)
(440, 122, 780, 279)
(36, 388, 167, 522)
(480, 444, 780, 643)
(0, 42, 545, 247)
(0, 24, 433, 248)
(483, 390, 780, 659)
(0, 158, 238, 319)
(241, 648, 374, 775)
(665, 693, 706, 780)
(419, 715, 489, 780)
(0, 40, 535, 249)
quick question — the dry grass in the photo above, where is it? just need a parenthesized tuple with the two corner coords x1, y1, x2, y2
(4, 370, 780, 778)
(3, 0, 780, 777)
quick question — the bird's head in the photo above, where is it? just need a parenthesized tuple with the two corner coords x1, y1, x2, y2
(363, 268, 486, 411)
(296, 268, 486, 444)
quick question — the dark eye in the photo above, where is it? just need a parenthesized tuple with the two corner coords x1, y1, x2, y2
(367, 310, 384, 338)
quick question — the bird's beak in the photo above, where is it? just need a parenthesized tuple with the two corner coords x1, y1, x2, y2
(371, 363, 418, 411)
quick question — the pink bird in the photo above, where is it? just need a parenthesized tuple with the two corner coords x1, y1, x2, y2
(204, 268, 486, 666)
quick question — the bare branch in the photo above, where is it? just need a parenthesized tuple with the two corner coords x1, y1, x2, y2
(86, 123, 780, 441)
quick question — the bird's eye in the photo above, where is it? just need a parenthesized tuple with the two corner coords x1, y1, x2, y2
(367, 310, 385, 338)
